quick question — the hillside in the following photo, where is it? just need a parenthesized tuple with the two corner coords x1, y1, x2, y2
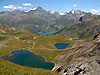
(0, 24, 76, 75)
(53, 32, 100, 75)
(59, 14, 100, 39)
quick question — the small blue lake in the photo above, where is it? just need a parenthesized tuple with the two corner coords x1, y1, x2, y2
(4, 50, 54, 70)
(55, 43, 70, 50)
(39, 32, 53, 36)
(39, 29, 64, 36)
(72, 39, 80, 41)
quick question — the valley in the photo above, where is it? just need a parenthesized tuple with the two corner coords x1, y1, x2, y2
(0, 24, 77, 75)
(0, 6, 100, 75)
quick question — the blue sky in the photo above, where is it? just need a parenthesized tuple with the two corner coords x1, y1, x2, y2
(0, 0, 100, 14)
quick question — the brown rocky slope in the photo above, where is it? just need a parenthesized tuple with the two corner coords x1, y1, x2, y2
(53, 32, 100, 75)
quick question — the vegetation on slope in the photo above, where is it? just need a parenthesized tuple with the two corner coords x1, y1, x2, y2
(59, 15, 100, 39)
(0, 59, 60, 75)
(0, 24, 75, 75)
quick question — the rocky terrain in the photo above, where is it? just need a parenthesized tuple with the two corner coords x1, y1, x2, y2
(53, 32, 100, 75)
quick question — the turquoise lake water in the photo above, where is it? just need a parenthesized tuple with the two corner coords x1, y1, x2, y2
(39, 29, 64, 36)
(6, 50, 54, 70)
(39, 32, 53, 36)
(55, 43, 70, 49)
(72, 39, 80, 40)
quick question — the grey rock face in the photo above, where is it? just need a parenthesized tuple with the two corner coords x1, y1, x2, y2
(55, 61, 100, 75)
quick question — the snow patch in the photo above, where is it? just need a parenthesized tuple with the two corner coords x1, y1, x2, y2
(60, 12, 66, 15)
(24, 8, 37, 12)
(49, 11, 55, 14)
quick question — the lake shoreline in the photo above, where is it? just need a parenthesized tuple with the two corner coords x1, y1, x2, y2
(1, 49, 55, 70)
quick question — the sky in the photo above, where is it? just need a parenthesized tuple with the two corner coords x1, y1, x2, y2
(0, 0, 100, 14)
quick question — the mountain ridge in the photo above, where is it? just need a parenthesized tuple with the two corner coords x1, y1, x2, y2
(59, 14, 100, 39)
(0, 7, 91, 33)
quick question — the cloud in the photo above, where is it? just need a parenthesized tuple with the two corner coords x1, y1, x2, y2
(3, 5, 17, 9)
(73, 4, 77, 7)
(90, 9, 98, 13)
(3, 5, 22, 9)
(22, 3, 32, 6)
(90, 9, 100, 14)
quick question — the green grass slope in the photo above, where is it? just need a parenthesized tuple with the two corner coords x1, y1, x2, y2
(59, 15, 100, 39)
(0, 24, 75, 75)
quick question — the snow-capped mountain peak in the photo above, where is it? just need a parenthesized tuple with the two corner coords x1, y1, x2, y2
(71, 10, 75, 14)
(30, 8, 37, 11)
(49, 11, 56, 14)
(60, 12, 66, 15)
(24, 8, 37, 12)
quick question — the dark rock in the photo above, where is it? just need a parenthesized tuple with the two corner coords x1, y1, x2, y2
(74, 68, 82, 75)
(64, 69, 67, 73)
(79, 17, 83, 22)
(56, 66, 63, 72)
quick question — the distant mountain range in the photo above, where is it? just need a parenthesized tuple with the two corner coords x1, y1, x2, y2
(0, 7, 92, 33)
